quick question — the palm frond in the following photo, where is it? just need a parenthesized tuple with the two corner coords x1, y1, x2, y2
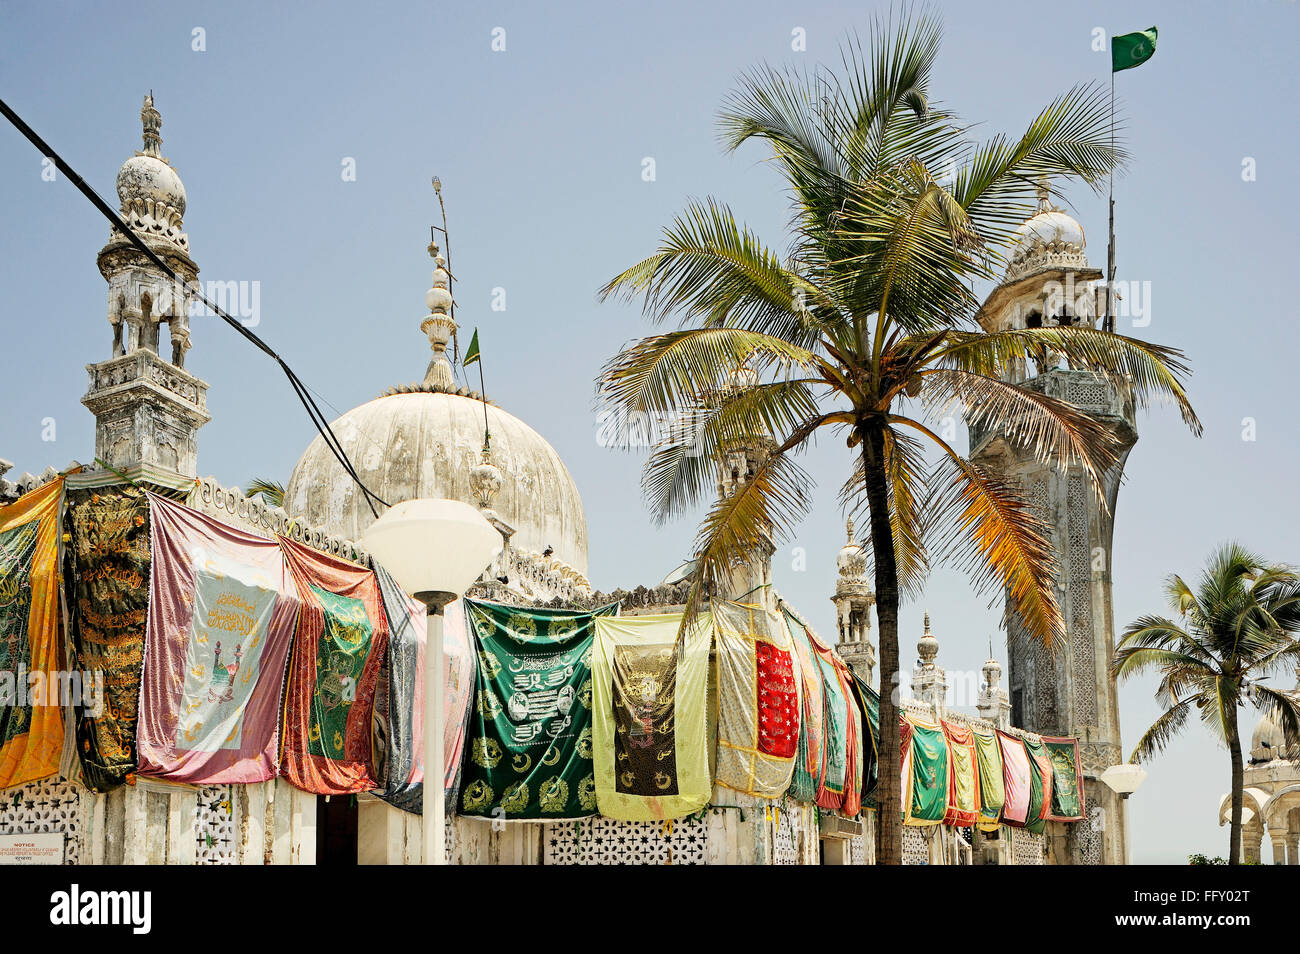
(1129, 698, 1194, 764)
(598, 198, 837, 347)
(935, 327, 1202, 436)
(597, 327, 818, 421)
(895, 414, 1064, 645)
(245, 477, 285, 509)
(919, 367, 1125, 495)
(1254, 685, 1300, 753)
(641, 379, 828, 524)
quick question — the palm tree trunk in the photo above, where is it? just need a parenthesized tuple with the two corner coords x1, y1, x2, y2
(1226, 708, 1244, 865)
(861, 419, 901, 865)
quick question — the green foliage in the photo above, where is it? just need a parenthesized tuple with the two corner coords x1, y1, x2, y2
(244, 477, 285, 509)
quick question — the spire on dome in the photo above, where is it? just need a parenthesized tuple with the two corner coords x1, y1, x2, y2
(1035, 174, 1052, 213)
(421, 236, 457, 390)
(140, 93, 163, 159)
(845, 516, 854, 542)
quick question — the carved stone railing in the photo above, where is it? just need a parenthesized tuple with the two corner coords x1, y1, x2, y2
(190, 475, 369, 564)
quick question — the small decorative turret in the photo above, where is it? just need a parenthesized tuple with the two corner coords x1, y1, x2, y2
(910, 611, 948, 713)
(977, 637, 1011, 728)
(469, 438, 503, 511)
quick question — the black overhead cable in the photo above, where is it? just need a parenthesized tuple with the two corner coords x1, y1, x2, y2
(0, 96, 388, 516)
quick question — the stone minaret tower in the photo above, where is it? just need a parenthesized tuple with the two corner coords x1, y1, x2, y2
(832, 518, 876, 684)
(968, 179, 1136, 865)
(713, 367, 776, 607)
(82, 95, 209, 479)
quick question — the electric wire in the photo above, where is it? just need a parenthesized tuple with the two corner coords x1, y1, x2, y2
(0, 96, 388, 516)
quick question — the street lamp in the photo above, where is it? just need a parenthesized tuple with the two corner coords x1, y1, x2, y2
(1100, 763, 1147, 865)
(361, 498, 501, 865)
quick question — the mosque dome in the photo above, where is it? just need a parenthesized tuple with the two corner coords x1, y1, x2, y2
(1250, 703, 1300, 763)
(286, 389, 589, 572)
(109, 94, 190, 252)
(1003, 177, 1091, 282)
(836, 517, 867, 580)
(285, 241, 589, 574)
(1012, 208, 1084, 253)
(116, 154, 187, 218)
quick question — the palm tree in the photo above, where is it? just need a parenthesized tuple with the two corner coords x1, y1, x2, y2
(597, 9, 1200, 864)
(1114, 544, 1300, 864)
(245, 477, 285, 509)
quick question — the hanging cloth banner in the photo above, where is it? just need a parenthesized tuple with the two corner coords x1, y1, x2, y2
(782, 611, 824, 803)
(941, 720, 980, 827)
(903, 716, 949, 826)
(0, 478, 66, 790)
(843, 666, 864, 817)
(997, 730, 1032, 828)
(458, 600, 610, 820)
(1042, 736, 1086, 822)
(850, 672, 880, 810)
(973, 729, 1005, 831)
(372, 567, 476, 815)
(278, 536, 388, 795)
(805, 629, 861, 814)
(65, 484, 151, 791)
(1023, 735, 1055, 835)
(713, 600, 800, 798)
(592, 612, 712, 821)
(135, 494, 299, 784)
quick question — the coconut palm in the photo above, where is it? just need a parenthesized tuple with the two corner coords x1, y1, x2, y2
(597, 9, 1200, 864)
(245, 477, 285, 509)
(1114, 544, 1300, 865)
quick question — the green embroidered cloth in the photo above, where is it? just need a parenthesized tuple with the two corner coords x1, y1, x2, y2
(1023, 736, 1054, 835)
(458, 600, 614, 819)
(1043, 736, 1085, 821)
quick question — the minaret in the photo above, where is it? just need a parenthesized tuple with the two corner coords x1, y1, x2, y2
(976, 640, 1011, 729)
(832, 517, 876, 683)
(969, 177, 1135, 865)
(82, 95, 209, 479)
(910, 613, 947, 713)
(713, 366, 776, 606)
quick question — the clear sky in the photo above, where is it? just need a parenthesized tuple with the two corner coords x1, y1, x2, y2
(2, 0, 1297, 864)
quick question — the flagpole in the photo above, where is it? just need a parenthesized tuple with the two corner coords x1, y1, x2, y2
(1106, 67, 1116, 334)
(478, 359, 490, 448)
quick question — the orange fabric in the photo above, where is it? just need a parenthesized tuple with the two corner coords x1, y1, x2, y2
(0, 478, 66, 789)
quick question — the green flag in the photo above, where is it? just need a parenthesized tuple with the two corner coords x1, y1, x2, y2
(1112, 27, 1157, 72)
(464, 328, 481, 366)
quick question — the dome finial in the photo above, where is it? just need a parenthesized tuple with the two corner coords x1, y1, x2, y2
(845, 516, 854, 542)
(917, 610, 939, 668)
(1035, 174, 1051, 213)
(140, 92, 162, 159)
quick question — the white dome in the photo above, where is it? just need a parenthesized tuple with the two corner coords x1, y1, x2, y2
(1251, 705, 1300, 762)
(116, 154, 187, 217)
(285, 389, 589, 573)
(1013, 209, 1085, 252)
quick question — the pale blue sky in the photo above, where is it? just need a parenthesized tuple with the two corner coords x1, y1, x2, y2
(2, 1, 1297, 863)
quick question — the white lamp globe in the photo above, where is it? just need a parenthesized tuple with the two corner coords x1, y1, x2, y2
(361, 498, 501, 601)
(1100, 763, 1148, 797)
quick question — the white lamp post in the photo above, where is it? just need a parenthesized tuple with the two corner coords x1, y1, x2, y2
(1100, 763, 1147, 865)
(361, 498, 501, 865)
